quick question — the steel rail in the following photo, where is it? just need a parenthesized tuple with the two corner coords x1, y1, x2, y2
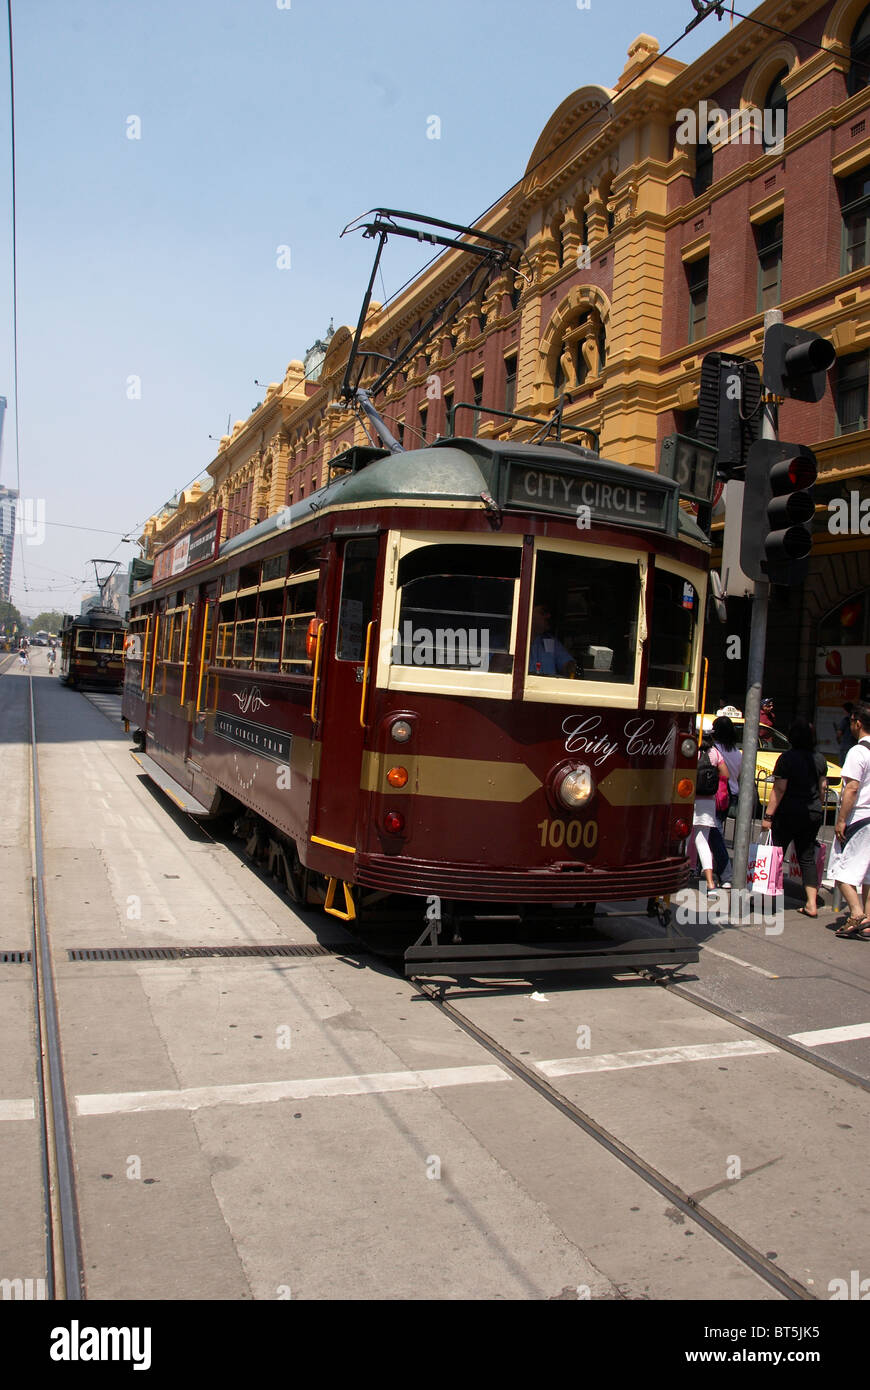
(26, 672, 85, 1299)
(647, 971, 870, 1093)
(415, 978, 814, 1302)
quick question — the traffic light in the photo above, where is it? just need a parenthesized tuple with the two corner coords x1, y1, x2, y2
(763, 325, 836, 403)
(740, 440, 818, 585)
(697, 352, 762, 479)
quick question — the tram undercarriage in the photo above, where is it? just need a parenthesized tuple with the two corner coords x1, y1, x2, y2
(228, 807, 699, 982)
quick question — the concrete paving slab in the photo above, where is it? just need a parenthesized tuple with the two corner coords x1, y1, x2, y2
(73, 1112, 251, 1300)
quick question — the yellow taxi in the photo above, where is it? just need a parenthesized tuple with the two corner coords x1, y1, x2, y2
(697, 707, 842, 807)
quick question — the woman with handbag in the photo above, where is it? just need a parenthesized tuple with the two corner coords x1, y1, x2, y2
(694, 734, 731, 892)
(761, 717, 827, 917)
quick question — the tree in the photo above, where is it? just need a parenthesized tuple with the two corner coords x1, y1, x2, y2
(0, 599, 23, 632)
(29, 610, 66, 633)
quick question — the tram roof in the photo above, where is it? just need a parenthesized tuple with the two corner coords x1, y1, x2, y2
(219, 436, 708, 558)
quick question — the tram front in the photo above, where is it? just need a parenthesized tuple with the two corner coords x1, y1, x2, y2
(349, 441, 710, 972)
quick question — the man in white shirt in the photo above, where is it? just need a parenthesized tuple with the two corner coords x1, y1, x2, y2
(832, 701, 870, 939)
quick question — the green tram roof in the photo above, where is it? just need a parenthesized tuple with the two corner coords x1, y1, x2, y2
(219, 437, 708, 562)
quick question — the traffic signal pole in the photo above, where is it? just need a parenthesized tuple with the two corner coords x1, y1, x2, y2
(730, 308, 782, 905)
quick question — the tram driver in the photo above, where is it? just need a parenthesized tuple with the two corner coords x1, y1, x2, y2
(528, 602, 576, 678)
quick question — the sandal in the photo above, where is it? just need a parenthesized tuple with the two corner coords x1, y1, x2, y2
(835, 915, 870, 938)
(797, 907, 819, 918)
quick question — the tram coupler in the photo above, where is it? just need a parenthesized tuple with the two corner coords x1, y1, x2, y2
(647, 895, 673, 928)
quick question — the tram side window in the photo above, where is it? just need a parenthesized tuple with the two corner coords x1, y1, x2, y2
(255, 589, 284, 670)
(647, 569, 699, 691)
(76, 631, 94, 651)
(234, 593, 257, 666)
(282, 579, 317, 672)
(531, 551, 640, 682)
(337, 538, 379, 661)
(262, 555, 286, 583)
(394, 544, 520, 671)
(126, 618, 147, 661)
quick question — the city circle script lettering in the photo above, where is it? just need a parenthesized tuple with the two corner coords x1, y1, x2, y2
(562, 715, 676, 766)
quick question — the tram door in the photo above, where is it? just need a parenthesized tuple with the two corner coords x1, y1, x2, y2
(311, 535, 380, 856)
(185, 585, 215, 766)
(144, 601, 164, 742)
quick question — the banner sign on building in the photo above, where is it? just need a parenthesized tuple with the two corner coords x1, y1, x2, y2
(153, 510, 223, 586)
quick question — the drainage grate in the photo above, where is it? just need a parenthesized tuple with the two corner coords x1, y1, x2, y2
(1, 950, 32, 964)
(67, 943, 351, 962)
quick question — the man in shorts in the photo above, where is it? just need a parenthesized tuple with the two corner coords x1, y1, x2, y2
(831, 701, 870, 939)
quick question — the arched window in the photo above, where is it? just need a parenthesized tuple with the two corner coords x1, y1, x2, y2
(849, 5, 870, 96)
(763, 69, 788, 153)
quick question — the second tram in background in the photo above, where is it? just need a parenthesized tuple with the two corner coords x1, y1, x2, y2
(122, 431, 710, 978)
(59, 609, 127, 690)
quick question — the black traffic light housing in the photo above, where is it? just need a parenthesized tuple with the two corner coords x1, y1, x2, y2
(763, 324, 836, 403)
(740, 440, 818, 585)
(697, 352, 762, 480)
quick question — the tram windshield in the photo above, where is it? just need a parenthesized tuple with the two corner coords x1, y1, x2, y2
(529, 549, 640, 684)
(647, 566, 701, 691)
(392, 543, 520, 672)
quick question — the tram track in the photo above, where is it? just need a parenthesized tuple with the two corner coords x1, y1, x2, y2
(413, 976, 815, 1301)
(5, 657, 866, 1302)
(20, 666, 85, 1299)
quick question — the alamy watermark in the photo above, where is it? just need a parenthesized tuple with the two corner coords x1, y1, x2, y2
(385, 622, 490, 670)
(676, 100, 785, 152)
(677, 885, 784, 934)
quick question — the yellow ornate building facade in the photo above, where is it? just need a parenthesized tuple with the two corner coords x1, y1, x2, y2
(142, 0, 870, 741)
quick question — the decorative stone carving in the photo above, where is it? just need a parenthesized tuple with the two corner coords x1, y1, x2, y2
(560, 209, 583, 263)
(583, 195, 609, 246)
(581, 317, 602, 379)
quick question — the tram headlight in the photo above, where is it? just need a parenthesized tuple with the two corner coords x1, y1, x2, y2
(556, 765, 594, 810)
(680, 737, 697, 758)
(390, 719, 412, 743)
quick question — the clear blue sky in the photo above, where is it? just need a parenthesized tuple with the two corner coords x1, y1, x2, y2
(0, 0, 719, 616)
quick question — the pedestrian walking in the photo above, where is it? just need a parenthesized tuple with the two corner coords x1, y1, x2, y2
(47, 645, 56, 673)
(837, 703, 857, 763)
(693, 733, 730, 892)
(829, 701, 870, 939)
(18, 645, 27, 669)
(761, 717, 827, 917)
(712, 714, 743, 823)
(759, 696, 776, 746)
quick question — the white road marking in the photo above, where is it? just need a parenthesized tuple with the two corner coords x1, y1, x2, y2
(0, 1099, 35, 1121)
(536, 1040, 776, 1078)
(789, 1022, 870, 1047)
(703, 946, 779, 978)
(75, 1064, 512, 1115)
(10, 1025, 868, 1127)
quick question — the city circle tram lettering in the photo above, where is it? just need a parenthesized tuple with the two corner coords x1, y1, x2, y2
(215, 713, 291, 763)
(507, 467, 667, 529)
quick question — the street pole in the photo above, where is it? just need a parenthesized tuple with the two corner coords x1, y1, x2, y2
(730, 308, 782, 904)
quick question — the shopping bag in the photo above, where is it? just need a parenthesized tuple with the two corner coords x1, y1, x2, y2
(746, 836, 784, 895)
(784, 841, 827, 885)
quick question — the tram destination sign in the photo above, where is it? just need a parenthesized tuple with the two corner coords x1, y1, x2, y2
(505, 463, 670, 531)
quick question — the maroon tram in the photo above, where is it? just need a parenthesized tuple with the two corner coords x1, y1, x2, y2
(123, 435, 709, 976)
(59, 609, 127, 690)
